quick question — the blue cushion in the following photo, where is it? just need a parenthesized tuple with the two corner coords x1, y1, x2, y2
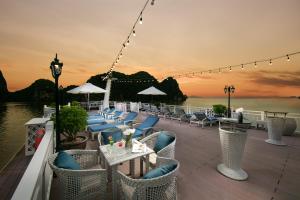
(88, 123, 115, 132)
(101, 128, 123, 145)
(143, 164, 177, 179)
(87, 118, 106, 125)
(54, 151, 80, 170)
(132, 116, 159, 138)
(153, 132, 175, 153)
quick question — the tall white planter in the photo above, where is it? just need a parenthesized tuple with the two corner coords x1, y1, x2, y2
(217, 127, 248, 180)
(265, 117, 286, 146)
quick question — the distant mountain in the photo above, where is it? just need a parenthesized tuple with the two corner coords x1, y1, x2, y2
(0, 71, 9, 101)
(5, 71, 187, 104)
(87, 71, 187, 103)
(8, 79, 55, 102)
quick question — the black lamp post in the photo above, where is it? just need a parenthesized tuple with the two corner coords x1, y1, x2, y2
(59, 85, 64, 106)
(50, 54, 63, 152)
(224, 85, 235, 118)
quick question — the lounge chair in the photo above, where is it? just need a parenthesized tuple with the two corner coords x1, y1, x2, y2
(189, 112, 218, 128)
(170, 107, 191, 123)
(87, 112, 138, 140)
(48, 150, 107, 200)
(132, 115, 160, 139)
(87, 111, 123, 125)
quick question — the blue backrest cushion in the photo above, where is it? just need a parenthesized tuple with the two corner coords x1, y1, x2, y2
(101, 128, 123, 145)
(137, 115, 159, 130)
(143, 163, 177, 179)
(123, 112, 138, 124)
(153, 132, 175, 153)
(54, 151, 81, 170)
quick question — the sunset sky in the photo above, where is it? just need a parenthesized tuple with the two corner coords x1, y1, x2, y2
(0, 0, 299, 97)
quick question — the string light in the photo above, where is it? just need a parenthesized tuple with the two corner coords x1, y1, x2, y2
(163, 51, 299, 80)
(103, 0, 155, 80)
(139, 16, 143, 24)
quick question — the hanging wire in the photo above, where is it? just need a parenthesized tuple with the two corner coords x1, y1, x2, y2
(164, 51, 300, 79)
(103, 0, 155, 80)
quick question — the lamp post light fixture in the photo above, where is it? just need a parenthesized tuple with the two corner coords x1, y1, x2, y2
(50, 54, 63, 152)
(224, 85, 235, 118)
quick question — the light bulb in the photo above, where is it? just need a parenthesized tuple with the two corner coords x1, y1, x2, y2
(229, 66, 232, 71)
(269, 59, 272, 65)
(133, 30, 136, 37)
(241, 64, 244, 70)
(126, 39, 130, 46)
(120, 53, 123, 57)
(254, 62, 257, 68)
(139, 16, 143, 24)
(287, 54, 290, 61)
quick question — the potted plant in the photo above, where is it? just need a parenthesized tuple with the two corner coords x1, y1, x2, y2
(213, 104, 227, 117)
(59, 105, 88, 149)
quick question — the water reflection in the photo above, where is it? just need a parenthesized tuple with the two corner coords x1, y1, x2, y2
(0, 102, 42, 171)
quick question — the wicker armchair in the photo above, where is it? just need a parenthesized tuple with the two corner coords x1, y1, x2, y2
(48, 150, 107, 200)
(117, 157, 179, 200)
(139, 131, 176, 171)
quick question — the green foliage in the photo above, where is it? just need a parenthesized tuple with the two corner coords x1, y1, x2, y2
(71, 101, 81, 107)
(60, 106, 87, 141)
(213, 104, 227, 115)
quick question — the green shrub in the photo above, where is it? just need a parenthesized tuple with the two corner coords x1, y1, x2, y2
(60, 105, 87, 141)
(213, 104, 227, 116)
(71, 101, 81, 107)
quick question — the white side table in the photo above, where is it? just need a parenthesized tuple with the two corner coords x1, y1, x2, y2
(24, 117, 50, 156)
(217, 127, 248, 181)
(265, 117, 286, 146)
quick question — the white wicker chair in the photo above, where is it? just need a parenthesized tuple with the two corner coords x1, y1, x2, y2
(117, 157, 179, 200)
(48, 150, 107, 200)
(139, 131, 176, 174)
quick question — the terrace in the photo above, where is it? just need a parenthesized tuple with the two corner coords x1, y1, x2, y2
(45, 113, 300, 199)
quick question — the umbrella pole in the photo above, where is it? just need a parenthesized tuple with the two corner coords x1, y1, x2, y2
(88, 93, 90, 111)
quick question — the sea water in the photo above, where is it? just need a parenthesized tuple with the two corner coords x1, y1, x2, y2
(183, 97, 300, 113)
(0, 102, 42, 171)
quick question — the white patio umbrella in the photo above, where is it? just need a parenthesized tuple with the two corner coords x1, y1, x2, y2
(67, 83, 107, 109)
(137, 86, 167, 95)
(138, 86, 166, 103)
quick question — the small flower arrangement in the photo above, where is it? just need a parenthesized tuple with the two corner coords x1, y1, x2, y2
(123, 129, 135, 148)
(108, 136, 114, 146)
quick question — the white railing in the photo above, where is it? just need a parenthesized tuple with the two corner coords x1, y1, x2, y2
(163, 104, 300, 133)
(12, 121, 54, 200)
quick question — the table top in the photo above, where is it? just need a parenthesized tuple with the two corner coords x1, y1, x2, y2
(25, 118, 50, 125)
(99, 143, 154, 166)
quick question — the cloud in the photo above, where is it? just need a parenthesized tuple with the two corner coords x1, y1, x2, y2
(246, 70, 300, 88)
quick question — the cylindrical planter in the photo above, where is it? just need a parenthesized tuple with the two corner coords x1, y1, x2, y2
(283, 118, 297, 136)
(265, 117, 286, 146)
(217, 127, 248, 181)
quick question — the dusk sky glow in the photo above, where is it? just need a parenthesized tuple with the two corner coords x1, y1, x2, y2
(0, 0, 300, 97)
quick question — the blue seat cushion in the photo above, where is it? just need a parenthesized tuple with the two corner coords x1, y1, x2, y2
(101, 128, 123, 145)
(143, 163, 177, 179)
(88, 123, 116, 132)
(87, 118, 107, 125)
(132, 115, 159, 138)
(153, 132, 175, 153)
(54, 151, 80, 170)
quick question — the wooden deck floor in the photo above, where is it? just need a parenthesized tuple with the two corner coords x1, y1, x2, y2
(3, 113, 299, 200)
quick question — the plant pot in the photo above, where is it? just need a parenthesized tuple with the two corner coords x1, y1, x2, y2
(61, 136, 88, 150)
